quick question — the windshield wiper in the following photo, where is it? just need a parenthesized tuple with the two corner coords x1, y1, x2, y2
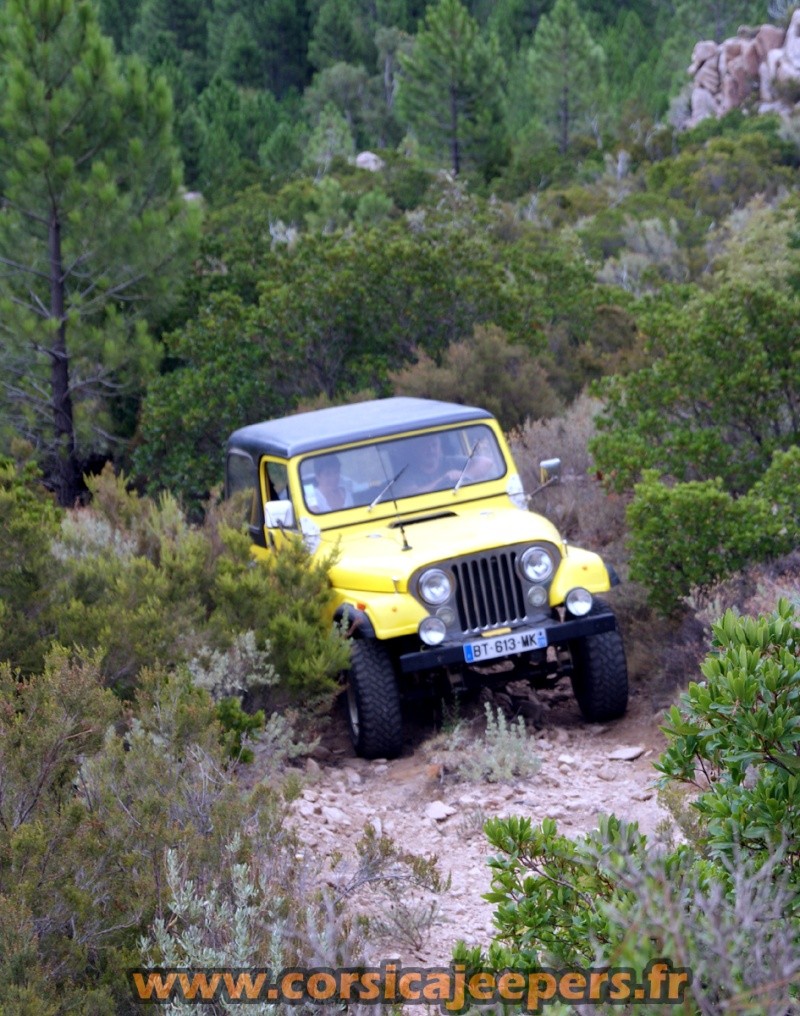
(368, 464, 407, 512)
(453, 441, 479, 493)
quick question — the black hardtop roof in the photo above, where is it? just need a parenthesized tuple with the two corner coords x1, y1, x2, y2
(226, 397, 494, 459)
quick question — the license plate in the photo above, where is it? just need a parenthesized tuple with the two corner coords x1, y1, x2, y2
(463, 627, 547, 663)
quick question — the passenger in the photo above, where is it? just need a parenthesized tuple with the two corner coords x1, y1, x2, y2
(313, 454, 354, 512)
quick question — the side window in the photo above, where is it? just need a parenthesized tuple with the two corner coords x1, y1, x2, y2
(264, 460, 290, 502)
(225, 450, 265, 546)
(226, 450, 256, 498)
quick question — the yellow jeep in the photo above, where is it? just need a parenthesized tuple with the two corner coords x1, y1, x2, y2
(226, 397, 627, 758)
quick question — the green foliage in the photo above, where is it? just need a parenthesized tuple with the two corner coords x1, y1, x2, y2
(390, 324, 562, 429)
(0, 645, 295, 1009)
(0, 462, 348, 708)
(133, 291, 264, 506)
(207, 0, 310, 97)
(479, 814, 647, 966)
(524, 0, 606, 154)
(0, 0, 199, 504)
(0, 458, 62, 673)
(647, 118, 799, 220)
(626, 448, 800, 615)
(591, 281, 800, 494)
(656, 599, 800, 893)
(212, 531, 351, 706)
(626, 473, 759, 616)
(135, 207, 633, 507)
(464, 605, 800, 1013)
(216, 696, 265, 761)
(395, 0, 508, 178)
(192, 74, 281, 196)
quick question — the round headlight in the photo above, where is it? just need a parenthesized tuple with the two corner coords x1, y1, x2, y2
(419, 616, 447, 645)
(418, 568, 452, 605)
(519, 546, 555, 583)
(565, 587, 593, 616)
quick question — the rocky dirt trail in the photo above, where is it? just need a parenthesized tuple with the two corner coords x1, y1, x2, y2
(281, 681, 673, 968)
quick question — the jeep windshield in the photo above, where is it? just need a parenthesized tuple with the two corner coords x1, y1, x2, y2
(299, 424, 506, 515)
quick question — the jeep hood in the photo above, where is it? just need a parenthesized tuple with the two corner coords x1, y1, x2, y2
(322, 507, 564, 593)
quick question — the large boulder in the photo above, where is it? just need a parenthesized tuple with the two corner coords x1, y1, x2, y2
(355, 151, 385, 172)
(686, 17, 800, 125)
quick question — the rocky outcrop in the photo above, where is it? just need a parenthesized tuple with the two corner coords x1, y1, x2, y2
(687, 12, 800, 127)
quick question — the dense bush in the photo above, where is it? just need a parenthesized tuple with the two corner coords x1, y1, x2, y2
(627, 447, 800, 615)
(0, 457, 62, 672)
(0, 461, 349, 709)
(390, 324, 562, 430)
(133, 215, 627, 507)
(647, 116, 799, 219)
(0, 648, 332, 1013)
(657, 599, 800, 891)
(591, 281, 800, 495)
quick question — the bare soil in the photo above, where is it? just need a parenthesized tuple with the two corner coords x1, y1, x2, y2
(282, 679, 671, 967)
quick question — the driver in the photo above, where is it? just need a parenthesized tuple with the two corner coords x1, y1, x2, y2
(397, 433, 490, 495)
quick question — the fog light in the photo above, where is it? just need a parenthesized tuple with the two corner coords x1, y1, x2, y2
(420, 616, 447, 645)
(436, 605, 457, 627)
(527, 585, 549, 608)
(565, 587, 593, 616)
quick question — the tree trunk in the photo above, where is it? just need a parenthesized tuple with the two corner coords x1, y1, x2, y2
(559, 81, 570, 155)
(450, 86, 460, 176)
(49, 209, 81, 506)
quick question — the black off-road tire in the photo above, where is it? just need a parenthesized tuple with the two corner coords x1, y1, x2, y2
(569, 599, 628, 722)
(346, 639, 404, 759)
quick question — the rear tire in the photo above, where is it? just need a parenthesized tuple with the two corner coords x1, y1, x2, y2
(346, 639, 404, 759)
(569, 600, 628, 722)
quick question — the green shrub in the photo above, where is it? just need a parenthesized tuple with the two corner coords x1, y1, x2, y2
(0, 458, 62, 672)
(476, 814, 648, 967)
(215, 696, 265, 762)
(646, 124, 798, 220)
(41, 466, 350, 706)
(626, 472, 755, 615)
(656, 599, 800, 894)
(627, 452, 800, 615)
(591, 281, 800, 497)
(0, 650, 295, 1010)
(390, 324, 562, 431)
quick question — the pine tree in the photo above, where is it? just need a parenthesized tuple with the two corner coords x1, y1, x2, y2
(207, 0, 311, 96)
(131, 0, 212, 90)
(0, 0, 198, 505)
(525, 0, 605, 154)
(395, 0, 508, 177)
(487, 0, 554, 61)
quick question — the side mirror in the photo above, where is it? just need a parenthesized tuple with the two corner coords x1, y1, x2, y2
(539, 458, 561, 485)
(265, 500, 295, 529)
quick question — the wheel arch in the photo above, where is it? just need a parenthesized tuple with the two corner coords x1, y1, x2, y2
(334, 603, 376, 639)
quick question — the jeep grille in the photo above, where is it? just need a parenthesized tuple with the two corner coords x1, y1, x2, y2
(451, 551, 528, 633)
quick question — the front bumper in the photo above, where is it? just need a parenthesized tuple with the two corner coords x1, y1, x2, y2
(398, 610, 617, 675)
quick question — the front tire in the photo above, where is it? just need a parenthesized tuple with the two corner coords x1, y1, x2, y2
(569, 600, 628, 722)
(346, 639, 404, 759)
